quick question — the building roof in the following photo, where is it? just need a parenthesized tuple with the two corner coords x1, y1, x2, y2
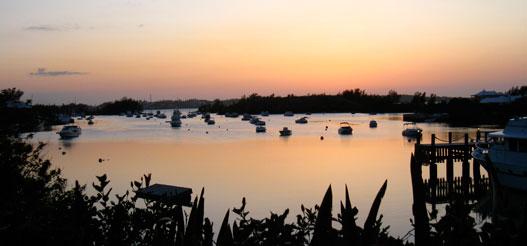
(480, 95, 522, 104)
(472, 90, 500, 97)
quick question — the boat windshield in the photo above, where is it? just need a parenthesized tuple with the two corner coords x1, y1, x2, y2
(506, 138, 527, 153)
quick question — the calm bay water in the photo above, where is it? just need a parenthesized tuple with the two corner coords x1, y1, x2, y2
(32, 110, 496, 237)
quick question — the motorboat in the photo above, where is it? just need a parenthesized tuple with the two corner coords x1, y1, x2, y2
(402, 123, 422, 138)
(57, 125, 81, 139)
(207, 119, 216, 125)
(86, 115, 94, 120)
(473, 117, 527, 190)
(88, 119, 94, 125)
(242, 113, 252, 121)
(156, 113, 167, 119)
(172, 110, 182, 120)
(261, 111, 270, 117)
(284, 111, 294, 117)
(256, 126, 266, 133)
(279, 127, 292, 136)
(338, 122, 353, 135)
(369, 120, 378, 128)
(225, 112, 239, 118)
(187, 112, 197, 118)
(295, 117, 308, 124)
(250, 117, 260, 124)
(170, 119, 182, 127)
(255, 120, 266, 126)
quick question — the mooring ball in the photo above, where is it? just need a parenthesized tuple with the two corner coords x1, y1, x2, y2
(320, 136, 324, 140)
(98, 158, 103, 163)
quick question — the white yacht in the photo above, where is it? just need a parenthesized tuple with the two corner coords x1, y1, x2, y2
(473, 117, 527, 190)
(338, 122, 353, 135)
(57, 125, 81, 139)
(402, 123, 422, 138)
(279, 127, 292, 136)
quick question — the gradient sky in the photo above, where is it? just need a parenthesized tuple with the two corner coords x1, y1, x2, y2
(0, 0, 526, 104)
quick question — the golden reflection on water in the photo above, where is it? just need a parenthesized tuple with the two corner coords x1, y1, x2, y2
(40, 113, 496, 237)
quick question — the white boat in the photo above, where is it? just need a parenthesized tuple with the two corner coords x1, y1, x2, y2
(250, 116, 260, 124)
(255, 120, 266, 126)
(242, 113, 252, 121)
(402, 123, 422, 138)
(170, 120, 181, 127)
(369, 120, 378, 128)
(279, 127, 292, 136)
(256, 126, 266, 133)
(57, 125, 81, 139)
(284, 111, 294, 117)
(338, 122, 353, 135)
(295, 117, 308, 124)
(473, 117, 527, 190)
(172, 110, 182, 120)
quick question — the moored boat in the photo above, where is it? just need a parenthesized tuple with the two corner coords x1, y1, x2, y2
(295, 117, 308, 124)
(473, 117, 527, 190)
(279, 127, 292, 136)
(256, 126, 266, 133)
(57, 125, 82, 139)
(402, 123, 422, 138)
(369, 120, 378, 128)
(338, 122, 353, 135)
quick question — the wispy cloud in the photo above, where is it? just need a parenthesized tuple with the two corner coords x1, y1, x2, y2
(24, 24, 81, 32)
(29, 68, 87, 77)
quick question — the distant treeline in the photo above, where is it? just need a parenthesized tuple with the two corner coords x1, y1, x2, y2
(0, 88, 144, 133)
(199, 87, 527, 126)
(142, 99, 212, 110)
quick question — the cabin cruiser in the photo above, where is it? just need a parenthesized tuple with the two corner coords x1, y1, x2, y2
(256, 126, 266, 133)
(369, 120, 378, 128)
(473, 117, 527, 190)
(295, 117, 308, 124)
(279, 127, 292, 136)
(170, 119, 182, 127)
(284, 111, 294, 117)
(338, 122, 353, 135)
(172, 110, 182, 120)
(402, 123, 422, 138)
(261, 111, 270, 116)
(242, 113, 252, 121)
(57, 125, 81, 139)
(255, 120, 266, 126)
(225, 112, 239, 118)
(250, 117, 260, 124)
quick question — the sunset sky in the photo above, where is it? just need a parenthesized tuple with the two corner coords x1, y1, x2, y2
(0, 0, 526, 104)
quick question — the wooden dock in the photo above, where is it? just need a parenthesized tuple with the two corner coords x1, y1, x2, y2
(412, 131, 492, 205)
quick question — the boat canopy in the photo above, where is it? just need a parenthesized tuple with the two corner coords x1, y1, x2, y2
(488, 117, 527, 140)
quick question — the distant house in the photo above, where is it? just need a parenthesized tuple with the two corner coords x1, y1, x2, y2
(472, 90, 522, 104)
(480, 95, 522, 104)
(472, 90, 501, 99)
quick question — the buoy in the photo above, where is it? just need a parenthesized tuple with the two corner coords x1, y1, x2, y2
(320, 136, 324, 140)
(206, 131, 209, 134)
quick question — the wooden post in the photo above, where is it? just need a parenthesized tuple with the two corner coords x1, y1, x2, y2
(430, 134, 437, 206)
(447, 132, 454, 197)
(473, 131, 482, 196)
(410, 154, 430, 245)
(462, 133, 470, 197)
